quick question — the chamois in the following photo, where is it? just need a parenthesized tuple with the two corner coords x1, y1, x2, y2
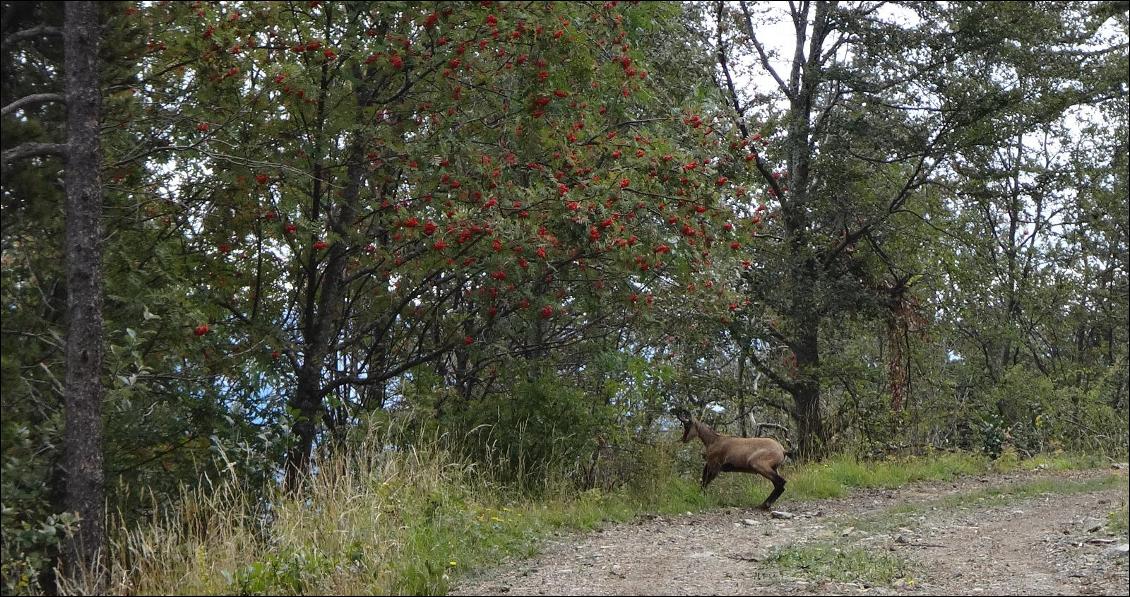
(676, 412, 787, 510)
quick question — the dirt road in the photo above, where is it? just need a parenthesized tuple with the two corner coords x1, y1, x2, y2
(451, 468, 1129, 596)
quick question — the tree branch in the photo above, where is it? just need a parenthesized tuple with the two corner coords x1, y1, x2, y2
(2, 92, 65, 117)
(713, 7, 789, 200)
(745, 347, 799, 395)
(1, 142, 66, 167)
(738, 1, 796, 103)
(1, 25, 62, 51)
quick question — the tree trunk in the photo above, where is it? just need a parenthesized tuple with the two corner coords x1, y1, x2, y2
(790, 324, 826, 459)
(61, 0, 104, 586)
(737, 349, 748, 437)
(887, 315, 907, 412)
(283, 144, 364, 491)
(284, 367, 323, 491)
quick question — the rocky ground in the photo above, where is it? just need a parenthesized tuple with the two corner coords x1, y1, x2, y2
(451, 468, 1130, 596)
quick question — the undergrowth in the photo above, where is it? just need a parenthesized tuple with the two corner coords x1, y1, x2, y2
(60, 426, 1116, 595)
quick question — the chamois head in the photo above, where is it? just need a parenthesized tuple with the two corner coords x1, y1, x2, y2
(681, 421, 696, 443)
(673, 409, 697, 443)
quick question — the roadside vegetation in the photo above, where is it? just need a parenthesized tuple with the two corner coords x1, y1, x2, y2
(80, 426, 1122, 595)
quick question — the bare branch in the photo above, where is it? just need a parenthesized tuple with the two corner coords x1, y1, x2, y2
(743, 343, 799, 395)
(716, 2, 749, 120)
(787, 0, 811, 95)
(715, 5, 789, 200)
(1, 142, 66, 167)
(1, 25, 62, 51)
(2, 92, 65, 117)
(738, 1, 796, 102)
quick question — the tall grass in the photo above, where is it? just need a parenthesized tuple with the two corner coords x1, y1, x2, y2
(86, 426, 485, 594)
(65, 425, 1111, 595)
(83, 423, 656, 595)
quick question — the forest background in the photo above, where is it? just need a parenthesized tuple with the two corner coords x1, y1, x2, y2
(1, 1, 1126, 594)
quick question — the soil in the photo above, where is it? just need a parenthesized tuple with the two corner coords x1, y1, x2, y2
(451, 467, 1130, 596)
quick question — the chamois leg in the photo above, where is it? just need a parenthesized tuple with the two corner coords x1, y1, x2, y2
(701, 463, 720, 489)
(757, 469, 786, 511)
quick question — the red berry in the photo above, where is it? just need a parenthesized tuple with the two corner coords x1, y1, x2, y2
(193, 324, 209, 336)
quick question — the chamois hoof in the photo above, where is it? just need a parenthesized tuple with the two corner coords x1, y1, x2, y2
(757, 503, 772, 512)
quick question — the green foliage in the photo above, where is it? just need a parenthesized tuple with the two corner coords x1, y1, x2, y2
(1, 0, 1126, 592)
(427, 369, 619, 490)
(227, 548, 336, 596)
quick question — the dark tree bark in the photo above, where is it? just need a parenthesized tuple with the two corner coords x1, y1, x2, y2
(283, 130, 365, 491)
(61, 0, 104, 586)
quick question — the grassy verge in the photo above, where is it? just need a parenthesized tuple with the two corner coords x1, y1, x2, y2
(80, 439, 1117, 595)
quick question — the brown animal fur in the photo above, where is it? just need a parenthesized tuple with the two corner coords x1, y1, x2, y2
(679, 415, 787, 510)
